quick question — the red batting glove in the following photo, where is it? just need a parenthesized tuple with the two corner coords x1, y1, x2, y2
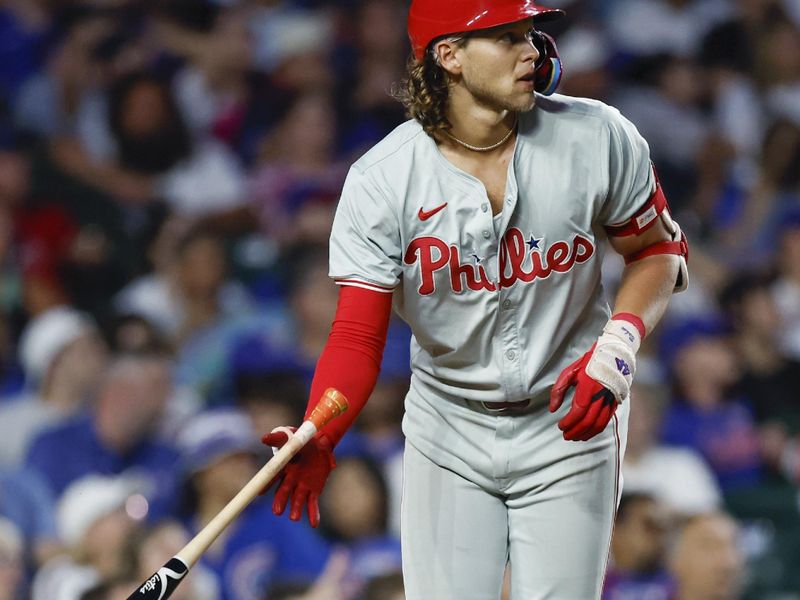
(261, 427, 336, 528)
(549, 344, 619, 442)
(549, 316, 642, 441)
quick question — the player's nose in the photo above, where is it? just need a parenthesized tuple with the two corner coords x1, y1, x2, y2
(522, 32, 540, 63)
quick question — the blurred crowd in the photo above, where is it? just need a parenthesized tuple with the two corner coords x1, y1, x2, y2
(0, 0, 798, 599)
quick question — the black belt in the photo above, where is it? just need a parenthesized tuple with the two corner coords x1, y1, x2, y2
(479, 398, 531, 413)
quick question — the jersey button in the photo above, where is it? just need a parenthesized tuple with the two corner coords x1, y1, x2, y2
(506, 350, 516, 360)
(481, 203, 489, 213)
(502, 299, 511, 309)
(482, 230, 491, 239)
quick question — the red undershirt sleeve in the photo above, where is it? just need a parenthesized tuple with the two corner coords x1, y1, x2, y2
(304, 284, 394, 446)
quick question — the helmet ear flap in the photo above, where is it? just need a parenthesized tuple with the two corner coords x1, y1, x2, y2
(531, 30, 563, 96)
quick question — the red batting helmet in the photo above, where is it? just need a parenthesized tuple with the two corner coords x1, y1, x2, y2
(408, 0, 565, 61)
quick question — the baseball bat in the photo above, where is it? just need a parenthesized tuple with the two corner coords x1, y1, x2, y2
(126, 388, 348, 600)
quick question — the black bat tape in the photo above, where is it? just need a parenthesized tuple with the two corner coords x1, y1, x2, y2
(127, 557, 189, 600)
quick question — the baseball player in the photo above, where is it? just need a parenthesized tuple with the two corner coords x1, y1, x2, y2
(262, 1, 689, 598)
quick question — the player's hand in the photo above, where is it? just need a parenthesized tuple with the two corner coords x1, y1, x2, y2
(261, 427, 336, 527)
(549, 317, 641, 441)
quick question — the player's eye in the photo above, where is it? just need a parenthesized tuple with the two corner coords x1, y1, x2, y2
(499, 32, 518, 43)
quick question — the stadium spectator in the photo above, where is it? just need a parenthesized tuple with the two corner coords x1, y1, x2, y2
(613, 54, 712, 213)
(25, 352, 178, 518)
(0, 0, 52, 104)
(604, 492, 674, 600)
(659, 317, 764, 492)
(127, 521, 219, 600)
(13, 6, 127, 151)
(115, 220, 253, 342)
(279, 245, 340, 368)
(177, 409, 329, 600)
(0, 466, 60, 570)
(0, 147, 74, 318)
(668, 512, 744, 600)
(249, 91, 347, 249)
(51, 67, 247, 217)
(719, 120, 800, 263)
(32, 474, 142, 600)
(235, 370, 306, 439)
(555, 26, 613, 101)
(335, 0, 408, 152)
(318, 454, 402, 595)
(0, 305, 107, 466)
(605, 0, 731, 58)
(623, 381, 723, 516)
(155, 2, 252, 142)
(104, 312, 172, 356)
(720, 272, 800, 434)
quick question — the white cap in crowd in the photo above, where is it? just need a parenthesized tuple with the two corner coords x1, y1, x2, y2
(19, 306, 96, 382)
(57, 475, 139, 548)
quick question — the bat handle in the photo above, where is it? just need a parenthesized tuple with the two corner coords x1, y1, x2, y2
(127, 388, 348, 600)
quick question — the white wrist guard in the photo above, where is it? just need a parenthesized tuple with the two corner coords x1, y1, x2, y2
(585, 318, 642, 404)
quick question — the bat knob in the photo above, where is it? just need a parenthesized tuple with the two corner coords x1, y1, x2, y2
(308, 388, 348, 430)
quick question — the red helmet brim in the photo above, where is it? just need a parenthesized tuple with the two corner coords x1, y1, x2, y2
(409, 1, 565, 60)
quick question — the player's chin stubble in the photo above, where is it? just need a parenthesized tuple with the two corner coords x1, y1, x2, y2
(464, 75, 537, 113)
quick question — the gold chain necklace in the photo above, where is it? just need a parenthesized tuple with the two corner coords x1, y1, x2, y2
(443, 119, 517, 152)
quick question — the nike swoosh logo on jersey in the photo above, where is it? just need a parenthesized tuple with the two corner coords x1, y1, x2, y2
(418, 203, 448, 221)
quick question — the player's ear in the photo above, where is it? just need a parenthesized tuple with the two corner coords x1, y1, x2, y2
(433, 40, 463, 76)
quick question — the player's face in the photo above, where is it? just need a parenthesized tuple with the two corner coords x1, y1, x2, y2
(456, 20, 540, 112)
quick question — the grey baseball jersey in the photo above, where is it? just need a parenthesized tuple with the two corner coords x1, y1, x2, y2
(329, 94, 652, 599)
(330, 94, 651, 400)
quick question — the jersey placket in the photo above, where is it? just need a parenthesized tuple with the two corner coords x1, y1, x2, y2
(494, 159, 528, 403)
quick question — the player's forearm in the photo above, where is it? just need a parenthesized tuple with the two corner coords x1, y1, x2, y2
(304, 285, 393, 445)
(612, 254, 680, 335)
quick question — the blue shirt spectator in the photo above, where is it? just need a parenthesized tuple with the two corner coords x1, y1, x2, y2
(196, 502, 329, 600)
(0, 467, 58, 568)
(603, 570, 674, 600)
(658, 317, 765, 491)
(0, 6, 49, 103)
(25, 413, 178, 519)
(24, 354, 179, 518)
(177, 409, 329, 600)
(661, 399, 763, 491)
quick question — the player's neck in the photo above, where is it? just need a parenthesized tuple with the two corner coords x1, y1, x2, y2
(440, 100, 516, 154)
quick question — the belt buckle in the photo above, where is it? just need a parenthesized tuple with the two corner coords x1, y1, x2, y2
(481, 399, 530, 413)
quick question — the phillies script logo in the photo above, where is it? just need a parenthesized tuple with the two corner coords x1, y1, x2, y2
(403, 227, 595, 295)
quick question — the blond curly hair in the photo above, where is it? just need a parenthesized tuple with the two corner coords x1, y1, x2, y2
(392, 37, 467, 137)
